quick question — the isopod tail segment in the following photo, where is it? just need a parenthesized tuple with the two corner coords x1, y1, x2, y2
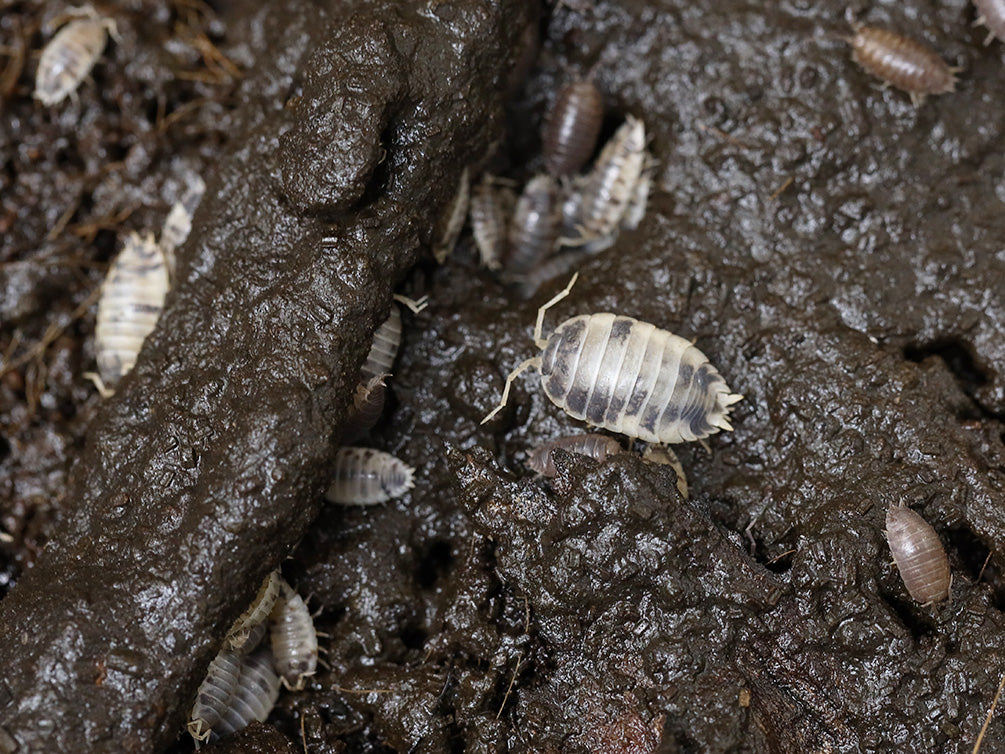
(482, 273, 580, 424)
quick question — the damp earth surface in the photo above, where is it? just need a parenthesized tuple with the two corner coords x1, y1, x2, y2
(2, 0, 1005, 752)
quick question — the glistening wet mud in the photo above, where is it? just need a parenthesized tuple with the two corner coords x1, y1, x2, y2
(3, 0, 1005, 752)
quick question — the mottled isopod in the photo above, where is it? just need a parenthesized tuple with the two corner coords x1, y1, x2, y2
(88, 231, 170, 395)
(224, 570, 281, 652)
(506, 174, 562, 276)
(543, 79, 604, 177)
(34, 7, 117, 106)
(565, 116, 647, 244)
(973, 0, 1005, 45)
(847, 25, 960, 106)
(469, 176, 515, 271)
(483, 274, 742, 444)
(526, 433, 623, 476)
(159, 172, 207, 276)
(325, 447, 415, 505)
(213, 648, 281, 738)
(885, 504, 952, 605)
(432, 168, 470, 264)
(269, 577, 318, 690)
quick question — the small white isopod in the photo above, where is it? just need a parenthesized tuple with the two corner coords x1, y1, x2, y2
(325, 447, 415, 505)
(212, 649, 281, 740)
(482, 274, 742, 445)
(469, 176, 515, 271)
(87, 231, 170, 396)
(269, 577, 318, 691)
(432, 168, 470, 264)
(188, 648, 241, 744)
(34, 6, 118, 106)
(358, 294, 428, 383)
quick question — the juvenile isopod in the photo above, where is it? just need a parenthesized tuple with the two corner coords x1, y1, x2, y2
(469, 176, 515, 271)
(482, 274, 743, 444)
(526, 433, 623, 476)
(973, 0, 1005, 45)
(621, 168, 652, 232)
(542, 79, 604, 177)
(432, 168, 470, 264)
(506, 174, 562, 276)
(564, 116, 647, 245)
(343, 373, 388, 443)
(224, 570, 281, 652)
(514, 249, 589, 300)
(847, 24, 961, 106)
(34, 7, 118, 106)
(885, 504, 952, 605)
(87, 231, 170, 396)
(159, 172, 207, 274)
(269, 577, 318, 690)
(358, 294, 427, 383)
(325, 447, 415, 505)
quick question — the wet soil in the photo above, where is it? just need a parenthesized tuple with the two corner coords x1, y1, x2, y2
(3, 0, 1005, 752)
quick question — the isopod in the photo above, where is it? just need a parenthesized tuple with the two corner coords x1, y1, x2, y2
(34, 7, 117, 106)
(515, 249, 589, 300)
(469, 176, 514, 271)
(224, 570, 281, 652)
(160, 172, 207, 273)
(973, 0, 1005, 45)
(343, 373, 388, 443)
(621, 168, 652, 232)
(542, 79, 604, 177)
(269, 577, 318, 690)
(506, 174, 562, 276)
(189, 648, 241, 743)
(526, 433, 623, 477)
(87, 231, 170, 396)
(885, 504, 952, 605)
(213, 649, 281, 739)
(564, 116, 647, 245)
(432, 168, 470, 264)
(358, 294, 427, 383)
(325, 447, 415, 505)
(482, 274, 743, 444)
(847, 24, 960, 106)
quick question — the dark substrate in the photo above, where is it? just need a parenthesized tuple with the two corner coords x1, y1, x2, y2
(2, 0, 1005, 752)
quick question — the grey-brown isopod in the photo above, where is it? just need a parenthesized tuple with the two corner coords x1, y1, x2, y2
(543, 79, 604, 177)
(325, 447, 416, 505)
(974, 0, 1005, 45)
(469, 176, 515, 271)
(526, 433, 623, 476)
(506, 174, 562, 276)
(483, 274, 743, 444)
(269, 577, 318, 690)
(847, 25, 960, 106)
(224, 570, 281, 652)
(565, 116, 647, 245)
(885, 504, 952, 605)
(188, 648, 241, 743)
(87, 231, 170, 396)
(213, 648, 281, 739)
(34, 7, 117, 106)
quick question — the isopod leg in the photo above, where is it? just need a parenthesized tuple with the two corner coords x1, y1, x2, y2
(393, 293, 429, 314)
(533, 273, 578, 348)
(481, 357, 542, 424)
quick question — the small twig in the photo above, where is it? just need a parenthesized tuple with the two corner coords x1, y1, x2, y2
(978, 551, 993, 583)
(696, 122, 752, 150)
(768, 176, 794, 200)
(0, 284, 102, 380)
(333, 685, 393, 694)
(496, 653, 523, 720)
(766, 549, 797, 565)
(300, 713, 308, 754)
(973, 669, 1005, 753)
